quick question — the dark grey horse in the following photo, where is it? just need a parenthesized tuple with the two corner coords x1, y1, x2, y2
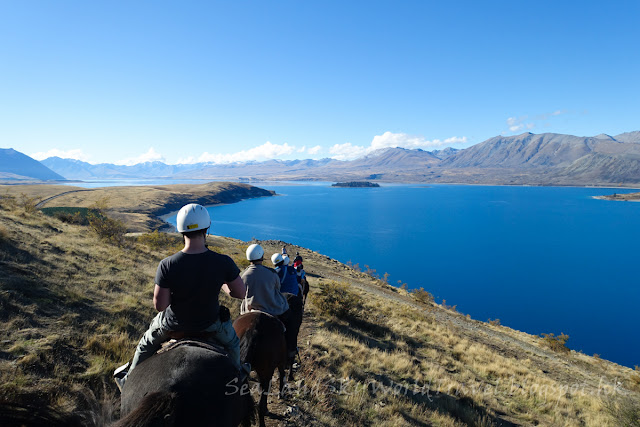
(117, 343, 254, 427)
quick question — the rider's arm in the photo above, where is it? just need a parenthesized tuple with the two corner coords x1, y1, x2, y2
(222, 275, 246, 299)
(153, 284, 171, 311)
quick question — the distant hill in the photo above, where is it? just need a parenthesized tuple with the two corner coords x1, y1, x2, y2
(613, 131, 640, 143)
(442, 133, 602, 168)
(431, 147, 460, 159)
(0, 148, 65, 181)
(39, 130, 640, 186)
(440, 132, 640, 185)
(40, 157, 205, 180)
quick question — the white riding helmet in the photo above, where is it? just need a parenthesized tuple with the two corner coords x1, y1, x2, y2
(282, 255, 290, 266)
(271, 253, 283, 265)
(246, 244, 264, 261)
(176, 203, 211, 233)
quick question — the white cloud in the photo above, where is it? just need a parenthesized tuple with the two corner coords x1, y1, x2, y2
(505, 116, 534, 133)
(505, 110, 569, 134)
(117, 147, 165, 166)
(329, 132, 468, 160)
(535, 110, 567, 120)
(181, 141, 297, 164)
(30, 148, 91, 162)
(308, 145, 322, 155)
(371, 132, 467, 150)
(329, 143, 370, 161)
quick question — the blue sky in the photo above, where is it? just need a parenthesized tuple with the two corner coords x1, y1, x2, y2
(1, 1, 639, 165)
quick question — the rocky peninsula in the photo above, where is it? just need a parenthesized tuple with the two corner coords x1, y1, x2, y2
(595, 191, 640, 201)
(331, 181, 380, 188)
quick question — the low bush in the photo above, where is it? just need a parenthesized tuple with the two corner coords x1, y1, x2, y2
(488, 318, 501, 326)
(0, 192, 16, 210)
(540, 332, 570, 354)
(313, 281, 362, 320)
(412, 287, 434, 305)
(18, 193, 39, 213)
(88, 211, 126, 245)
(41, 207, 95, 225)
(137, 230, 173, 250)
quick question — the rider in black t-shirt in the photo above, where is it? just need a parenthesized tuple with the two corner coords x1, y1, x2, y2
(115, 204, 246, 391)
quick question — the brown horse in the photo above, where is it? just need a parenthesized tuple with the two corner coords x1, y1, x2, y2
(282, 292, 304, 379)
(117, 343, 255, 427)
(300, 277, 310, 306)
(233, 312, 287, 427)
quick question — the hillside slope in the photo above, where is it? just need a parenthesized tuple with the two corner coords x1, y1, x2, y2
(0, 189, 638, 426)
(1, 181, 274, 232)
(0, 148, 65, 181)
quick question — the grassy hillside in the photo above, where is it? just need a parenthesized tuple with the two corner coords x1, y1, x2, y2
(0, 190, 638, 426)
(0, 182, 274, 232)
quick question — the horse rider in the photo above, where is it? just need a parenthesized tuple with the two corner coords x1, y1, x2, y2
(293, 251, 303, 266)
(240, 243, 289, 318)
(272, 252, 304, 365)
(275, 253, 300, 296)
(114, 203, 248, 391)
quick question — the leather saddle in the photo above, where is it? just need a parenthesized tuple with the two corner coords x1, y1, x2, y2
(158, 332, 228, 357)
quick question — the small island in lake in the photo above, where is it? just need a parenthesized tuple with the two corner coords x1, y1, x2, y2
(595, 191, 640, 201)
(331, 181, 380, 188)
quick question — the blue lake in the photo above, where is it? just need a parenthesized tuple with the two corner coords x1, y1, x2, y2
(164, 183, 639, 368)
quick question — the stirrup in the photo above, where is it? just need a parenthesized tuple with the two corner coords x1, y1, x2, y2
(114, 376, 126, 393)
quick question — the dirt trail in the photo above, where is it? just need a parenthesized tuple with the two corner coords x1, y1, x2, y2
(35, 189, 93, 208)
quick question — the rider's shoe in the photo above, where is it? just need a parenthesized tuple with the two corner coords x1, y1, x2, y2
(113, 362, 129, 393)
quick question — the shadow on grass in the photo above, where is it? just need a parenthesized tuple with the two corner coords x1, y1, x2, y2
(323, 314, 518, 426)
(324, 315, 424, 355)
(369, 372, 518, 427)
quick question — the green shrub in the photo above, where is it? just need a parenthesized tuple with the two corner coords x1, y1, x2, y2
(313, 281, 362, 320)
(88, 211, 126, 245)
(540, 332, 570, 354)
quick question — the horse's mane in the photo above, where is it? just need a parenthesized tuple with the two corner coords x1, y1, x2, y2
(115, 391, 177, 427)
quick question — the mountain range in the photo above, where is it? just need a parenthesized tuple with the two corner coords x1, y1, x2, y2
(3, 131, 640, 186)
(0, 148, 64, 181)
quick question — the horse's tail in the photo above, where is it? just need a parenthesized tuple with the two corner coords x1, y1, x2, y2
(0, 400, 84, 427)
(115, 391, 176, 427)
(239, 317, 261, 364)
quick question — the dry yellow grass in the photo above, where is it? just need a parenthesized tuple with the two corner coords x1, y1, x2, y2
(1, 181, 273, 232)
(0, 185, 638, 426)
